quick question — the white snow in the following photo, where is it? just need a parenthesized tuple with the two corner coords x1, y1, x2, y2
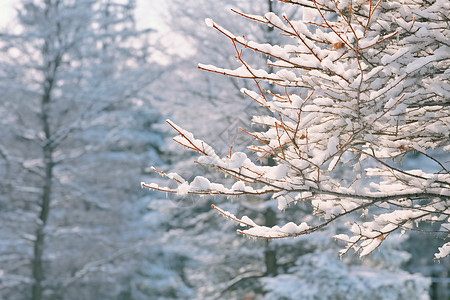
(266, 164, 288, 180)
(231, 181, 246, 191)
(434, 242, 450, 260)
(204, 18, 214, 27)
(240, 216, 257, 227)
(359, 238, 383, 257)
(302, 7, 317, 22)
(381, 47, 409, 65)
(227, 152, 248, 169)
(191, 176, 211, 190)
(241, 221, 309, 238)
(405, 46, 449, 74)
(264, 12, 285, 29)
(277, 196, 288, 210)
(176, 182, 190, 195)
(276, 69, 297, 81)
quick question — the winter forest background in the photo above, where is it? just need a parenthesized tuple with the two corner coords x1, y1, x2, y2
(0, 0, 449, 299)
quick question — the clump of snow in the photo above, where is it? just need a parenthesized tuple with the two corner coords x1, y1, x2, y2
(231, 181, 246, 191)
(381, 47, 409, 65)
(281, 222, 300, 234)
(360, 238, 383, 257)
(266, 164, 288, 180)
(337, 0, 350, 11)
(176, 182, 190, 196)
(278, 196, 288, 210)
(191, 176, 211, 190)
(265, 12, 285, 29)
(241, 221, 309, 238)
(276, 69, 297, 81)
(302, 7, 317, 22)
(434, 242, 450, 260)
(291, 159, 309, 170)
(240, 216, 257, 227)
(281, 222, 309, 234)
(141, 182, 158, 189)
(204, 18, 214, 27)
(227, 152, 248, 169)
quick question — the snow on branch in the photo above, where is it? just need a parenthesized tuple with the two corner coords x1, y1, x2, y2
(212, 204, 311, 239)
(143, 0, 450, 259)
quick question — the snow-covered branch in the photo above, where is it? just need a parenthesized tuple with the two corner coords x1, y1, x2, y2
(143, 0, 450, 259)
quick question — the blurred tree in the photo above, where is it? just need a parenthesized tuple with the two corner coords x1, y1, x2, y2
(0, 0, 168, 299)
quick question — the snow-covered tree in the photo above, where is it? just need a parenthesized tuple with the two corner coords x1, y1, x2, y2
(0, 0, 166, 299)
(143, 0, 449, 267)
(139, 0, 448, 299)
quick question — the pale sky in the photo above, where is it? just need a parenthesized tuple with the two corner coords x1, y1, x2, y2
(0, 0, 16, 28)
(0, 0, 163, 29)
(0, 1, 191, 63)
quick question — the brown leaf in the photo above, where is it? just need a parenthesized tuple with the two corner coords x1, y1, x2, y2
(332, 42, 345, 50)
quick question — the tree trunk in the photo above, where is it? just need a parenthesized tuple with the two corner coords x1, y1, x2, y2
(32, 53, 56, 299)
(32, 150, 53, 300)
(264, 208, 278, 276)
